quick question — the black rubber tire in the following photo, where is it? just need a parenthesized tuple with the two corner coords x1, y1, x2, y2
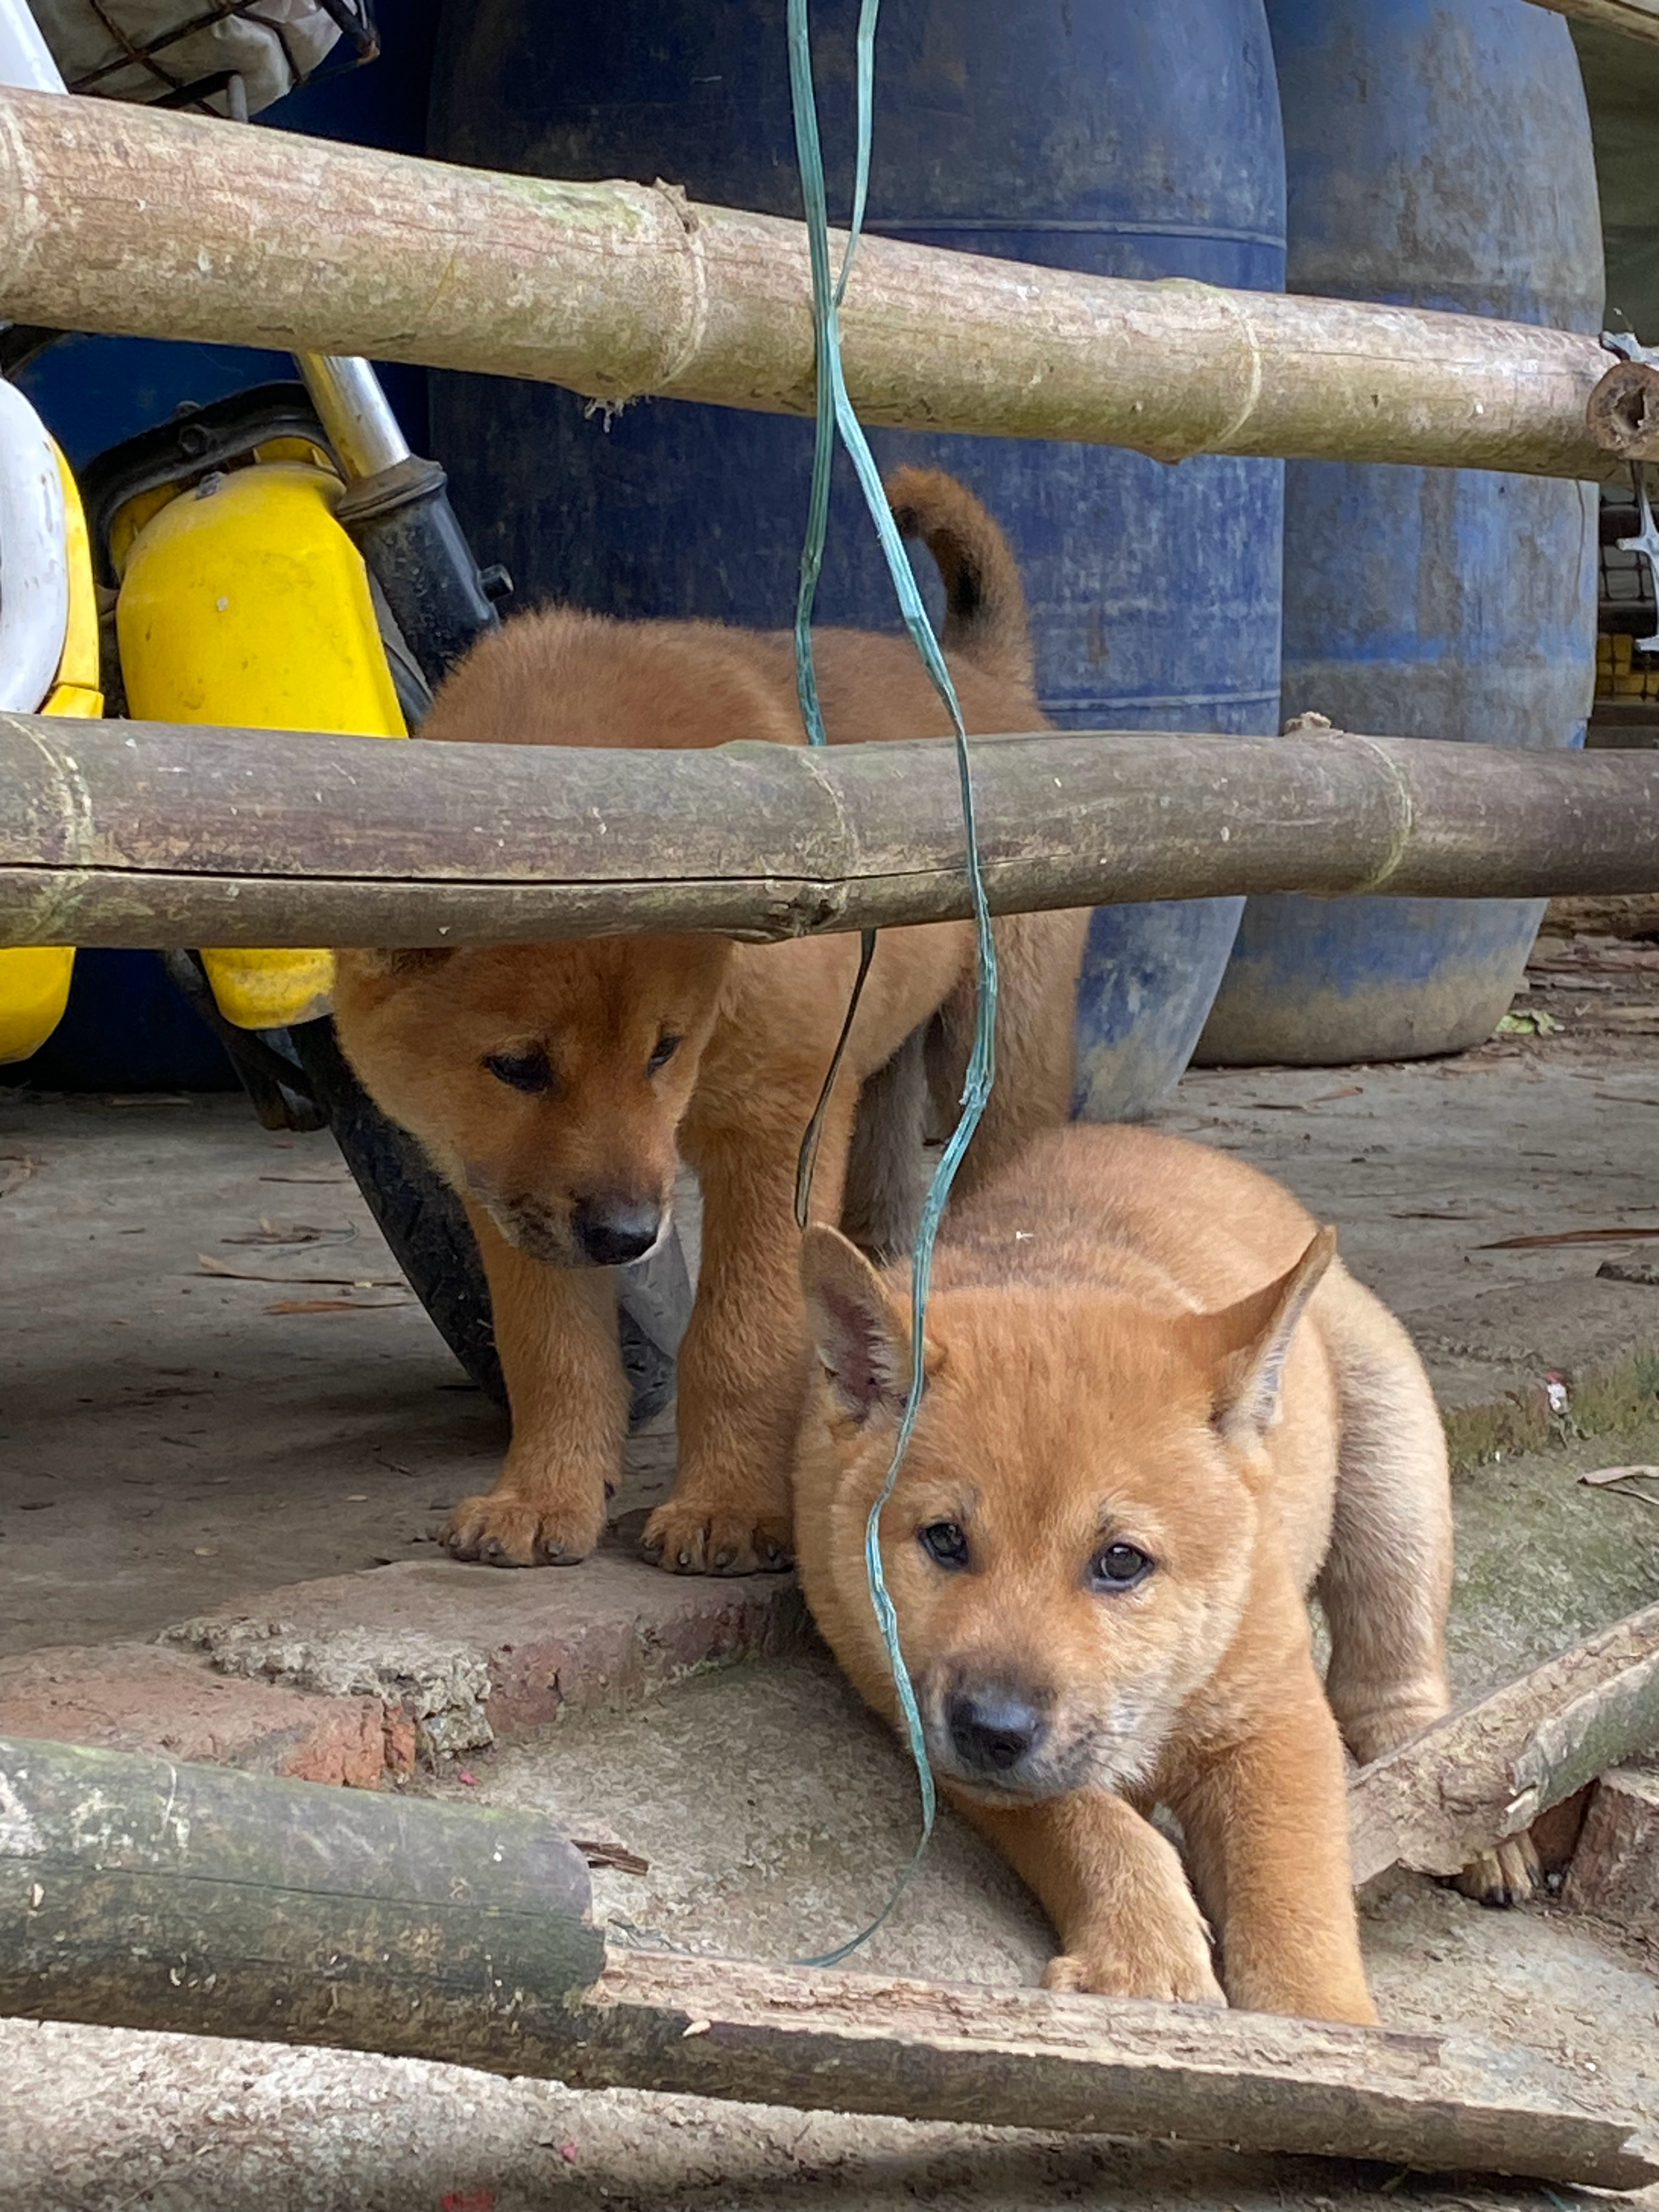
(285, 1018, 687, 1428)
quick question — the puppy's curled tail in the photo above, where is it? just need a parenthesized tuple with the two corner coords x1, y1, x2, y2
(885, 465, 1034, 691)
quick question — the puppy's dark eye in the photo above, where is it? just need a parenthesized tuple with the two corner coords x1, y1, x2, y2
(1089, 1542, 1153, 1592)
(919, 1520, 970, 1570)
(484, 1048, 552, 1094)
(647, 1033, 682, 1076)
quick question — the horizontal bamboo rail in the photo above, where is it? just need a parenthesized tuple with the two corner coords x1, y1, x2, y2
(0, 89, 1643, 482)
(3, 1735, 1655, 2188)
(1526, 0, 1659, 43)
(2, 716, 1657, 949)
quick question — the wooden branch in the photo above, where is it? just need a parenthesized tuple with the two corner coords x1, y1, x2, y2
(0, 88, 1639, 482)
(3, 1737, 1654, 2190)
(569, 1951, 1659, 2190)
(3, 716, 1658, 950)
(1562, 1770, 1659, 1939)
(1348, 1605, 1659, 1885)
(1525, 0, 1659, 46)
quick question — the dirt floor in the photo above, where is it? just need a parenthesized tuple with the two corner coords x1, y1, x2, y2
(3, 904, 1658, 2211)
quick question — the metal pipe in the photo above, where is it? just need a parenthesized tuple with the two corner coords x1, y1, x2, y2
(294, 352, 411, 481)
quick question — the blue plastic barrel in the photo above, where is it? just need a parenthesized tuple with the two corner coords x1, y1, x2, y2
(3, 8, 442, 1093)
(428, 0, 1286, 1119)
(1196, 0, 1603, 1067)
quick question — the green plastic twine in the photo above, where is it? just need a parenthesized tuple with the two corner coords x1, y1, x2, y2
(788, 0, 878, 1235)
(786, 0, 1001, 1968)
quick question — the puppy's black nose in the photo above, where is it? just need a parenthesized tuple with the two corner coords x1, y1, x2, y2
(570, 1196, 662, 1267)
(946, 1687, 1047, 1776)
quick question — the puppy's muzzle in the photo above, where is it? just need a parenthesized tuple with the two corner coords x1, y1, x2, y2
(569, 1193, 665, 1268)
(945, 1683, 1049, 1782)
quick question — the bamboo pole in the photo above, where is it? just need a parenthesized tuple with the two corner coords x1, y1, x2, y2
(2, 716, 1657, 951)
(3, 1736, 1654, 2189)
(1525, 0, 1659, 45)
(1587, 359, 1659, 461)
(0, 89, 1641, 482)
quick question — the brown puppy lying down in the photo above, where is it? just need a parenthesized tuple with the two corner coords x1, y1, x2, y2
(794, 1125, 1463, 2025)
(333, 470, 1086, 1576)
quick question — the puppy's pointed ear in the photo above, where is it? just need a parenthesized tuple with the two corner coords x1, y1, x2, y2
(800, 1224, 921, 1426)
(1186, 1225, 1336, 1443)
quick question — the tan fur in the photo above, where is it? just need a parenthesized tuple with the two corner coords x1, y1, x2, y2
(794, 1125, 1459, 2024)
(332, 470, 1087, 1575)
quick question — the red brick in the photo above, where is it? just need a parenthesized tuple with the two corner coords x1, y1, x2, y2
(0, 1641, 396, 1788)
(199, 1550, 808, 1740)
(382, 1707, 419, 1774)
(2, 1549, 807, 1787)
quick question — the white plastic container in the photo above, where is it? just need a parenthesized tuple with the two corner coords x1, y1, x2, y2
(0, 379, 70, 713)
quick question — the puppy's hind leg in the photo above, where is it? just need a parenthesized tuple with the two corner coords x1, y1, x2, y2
(1316, 1272, 1537, 1906)
(1315, 1269, 1453, 1765)
(929, 906, 1088, 1201)
(840, 1024, 931, 1262)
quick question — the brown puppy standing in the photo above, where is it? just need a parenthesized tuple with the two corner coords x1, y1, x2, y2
(333, 471, 1086, 1577)
(795, 1125, 1460, 2024)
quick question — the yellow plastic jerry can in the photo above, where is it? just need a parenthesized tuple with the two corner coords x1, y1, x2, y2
(114, 445, 407, 1031)
(0, 442, 103, 1064)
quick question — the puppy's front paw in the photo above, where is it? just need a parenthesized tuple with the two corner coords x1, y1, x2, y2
(641, 1497, 794, 1576)
(443, 1489, 606, 1568)
(1451, 1832, 1542, 1909)
(1044, 1902, 1224, 2008)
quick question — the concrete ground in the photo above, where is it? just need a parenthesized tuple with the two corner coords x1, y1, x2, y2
(5, 1026, 1658, 1660)
(3, 1867, 1654, 2212)
(3, 903, 1658, 2209)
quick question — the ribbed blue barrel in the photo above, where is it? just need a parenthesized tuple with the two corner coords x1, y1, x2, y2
(428, 0, 1286, 1119)
(1197, 0, 1603, 1066)
(3, 10, 441, 1091)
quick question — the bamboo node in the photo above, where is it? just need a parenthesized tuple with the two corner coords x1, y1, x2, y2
(1338, 731, 1415, 893)
(648, 177, 711, 396)
(1139, 278, 1265, 464)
